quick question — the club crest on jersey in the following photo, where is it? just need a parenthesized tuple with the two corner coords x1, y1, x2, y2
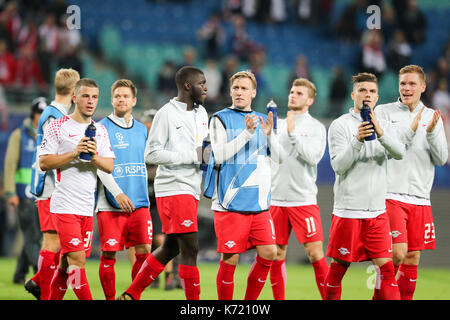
(338, 247, 350, 255)
(106, 238, 119, 246)
(391, 230, 402, 238)
(181, 220, 194, 228)
(68, 238, 81, 246)
(224, 240, 236, 249)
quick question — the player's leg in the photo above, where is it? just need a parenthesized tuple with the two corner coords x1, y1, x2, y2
(97, 211, 122, 300)
(392, 243, 408, 272)
(175, 232, 201, 300)
(66, 250, 92, 300)
(121, 234, 178, 300)
(48, 253, 69, 300)
(304, 241, 328, 299)
(69, 215, 94, 300)
(244, 211, 277, 300)
(28, 199, 60, 300)
(372, 257, 400, 300)
(323, 215, 355, 300)
(51, 214, 93, 300)
(367, 213, 400, 300)
(397, 204, 433, 300)
(214, 210, 244, 300)
(99, 250, 117, 300)
(324, 258, 350, 300)
(132, 244, 151, 279)
(217, 253, 239, 300)
(291, 205, 328, 299)
(244, 244, 276, 300)
(268, 206, 289, 300)
(270, 245, 287, 300)
(127, 207, 153, 280)
(36, 231, 61, 299)
(386, 199, 408, 275)
(397, 250, 420, 300)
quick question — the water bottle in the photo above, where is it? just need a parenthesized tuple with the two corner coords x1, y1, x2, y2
(200, 135, 211, 171)
(266, 98, 277, 133)
(79, 122, 96, 161)
(360, 102, 376, 141)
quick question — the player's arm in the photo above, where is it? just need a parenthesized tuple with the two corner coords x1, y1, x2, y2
(91, 128, 115, 173)
(425, 110, 448, 166)
(39, 136, 89, 170)
(146, 108, 199, 165)
(97, 170, 134, 212)
(4, 128, 20, 206)
(91, 153, 114, 173)
(209, 115, 254, 164)
(328, 119, 363, 176)
(288, 122, 326, 166)
(371, 109, 404, 160)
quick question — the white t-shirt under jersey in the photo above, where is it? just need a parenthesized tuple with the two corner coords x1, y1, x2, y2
(40, 116, 115, 216)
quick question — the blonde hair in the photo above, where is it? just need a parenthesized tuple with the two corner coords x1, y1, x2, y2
(111, 79, 137, 98)
(292, 78, 317, 98)
(54, 68, 80, 95)
(399, 65, 426, 83)
(229, 70, 257, 89)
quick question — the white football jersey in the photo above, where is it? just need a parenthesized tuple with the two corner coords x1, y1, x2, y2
(40, 116, 115, 216)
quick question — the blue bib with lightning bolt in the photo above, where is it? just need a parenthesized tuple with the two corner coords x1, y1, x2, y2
(203, 107, 271, 214)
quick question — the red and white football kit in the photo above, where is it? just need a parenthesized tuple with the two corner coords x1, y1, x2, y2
(40, 115, 115, 256)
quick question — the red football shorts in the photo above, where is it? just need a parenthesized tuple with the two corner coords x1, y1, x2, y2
(156, 194, 198, 234)
(270, 205, 324, 245)
(97, 207, 153, 251)
(52, 213, 94, 257)
(386, 199, 435, 251)
(37, 199, 56, 232)
(213, 210, 276, 253)
(326, 212, 393, 263)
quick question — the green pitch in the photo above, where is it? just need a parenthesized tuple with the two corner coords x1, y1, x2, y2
(1, 257, 449, 300)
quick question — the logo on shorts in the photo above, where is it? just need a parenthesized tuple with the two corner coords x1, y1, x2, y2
(338, 247, 350, 256)
(391, 230, 401, 238)
(68, 238, 81, 246)
(181, 220, 194, 228)
(106, 238, 119, 246)
(224, 240, 236, 249)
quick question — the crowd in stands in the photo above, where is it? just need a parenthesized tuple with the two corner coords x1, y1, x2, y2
(0, 0, 82, 130)
(1, 0, 449, 129)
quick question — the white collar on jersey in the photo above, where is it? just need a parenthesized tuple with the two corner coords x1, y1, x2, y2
(107, 113, 134, 128)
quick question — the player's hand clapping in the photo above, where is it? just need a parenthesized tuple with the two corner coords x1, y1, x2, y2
(260, 111, 274, 136)
(245, 114, 259, 134)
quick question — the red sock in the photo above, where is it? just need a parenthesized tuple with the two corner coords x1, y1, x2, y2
(31, 271, 40, 286)
(375, 261, 400, 300)
(397, 264, 417, 300)
(38, 250, 57, 300)
(179, 265, 201, 300)
(270, 259, 286, 300)
(68, 267, 92, 300)
(99, 256, 116, 300)
(132, 253, 149, 280)
(48, 267, 68, 300)
(216, 260, 236, 300)
(244, 255, 273, 300)
(125, 253, 165, 300)
(312, 257, 329, 300)
(324, 262, 348, 300)
(394, 263, 400, 277)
